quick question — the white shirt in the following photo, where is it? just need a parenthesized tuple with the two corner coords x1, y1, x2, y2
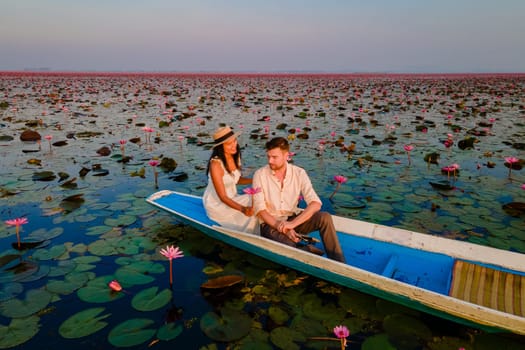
(252, 163, 321, 221)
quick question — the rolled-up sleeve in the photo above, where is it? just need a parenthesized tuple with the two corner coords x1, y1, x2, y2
(297, 167, 321, 205)
(252, 168, 266, 215)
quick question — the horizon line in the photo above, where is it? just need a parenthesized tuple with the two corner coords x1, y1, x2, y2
(1, 69, 525, 76)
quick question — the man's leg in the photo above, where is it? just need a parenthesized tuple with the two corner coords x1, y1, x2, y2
(295, 211, 346, 262)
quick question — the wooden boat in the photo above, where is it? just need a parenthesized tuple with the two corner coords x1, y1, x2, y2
(146, 190, 525, 335)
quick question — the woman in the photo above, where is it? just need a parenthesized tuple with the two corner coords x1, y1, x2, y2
(203, 126, 258, 234)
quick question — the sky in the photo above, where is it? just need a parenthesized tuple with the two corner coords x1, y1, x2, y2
(1, 0, 525, 73)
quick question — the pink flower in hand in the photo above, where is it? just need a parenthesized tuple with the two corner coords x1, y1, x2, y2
(243, 187, 261, 195)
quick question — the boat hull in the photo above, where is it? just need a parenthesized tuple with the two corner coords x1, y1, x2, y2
(146, 190, 525, 335)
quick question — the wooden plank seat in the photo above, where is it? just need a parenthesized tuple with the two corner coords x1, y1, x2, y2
(449, 260, 525, 317)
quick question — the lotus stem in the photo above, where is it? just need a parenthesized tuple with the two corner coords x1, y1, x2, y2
(169, 260, 173, 288)
(16, 226, 20, 249)
(329, 183, 341, 201)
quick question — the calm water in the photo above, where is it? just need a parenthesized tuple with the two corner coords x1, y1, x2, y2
(0, 73, 524, 349)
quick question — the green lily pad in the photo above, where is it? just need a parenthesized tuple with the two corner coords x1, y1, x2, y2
(85, 225, 114, 236)
(48, 260, 77, 277)
(362, 333, 397, 350)
(104, 214, 137, 227)
(131, 287, 172, 311)
(289, 315, 327, 338)
(0, 288, 52, 318)
(108, 318, 156, 347)
(77, 276, 125, 303)
(59, 307, 111, 339)
(268, 306, 289, 325)
(0, 316, 40, 348)
(88, 239, 118, 256)
(157, 322, 183, 341)
(0, 282, 23, 302)
(303, 297, 346, 322)
(0, 260, 39, 283)
(427, 336, 472, 350)
(108, 201, 132, 211)
(31, 244, 67, 261)
(114, 261, 164, 286)
(57, 242, 88, 260)
(383, 313, 433, 348)
(32, 171, 56, 181)
(269, 327, 306, 350)
(200, 307, 252, 342)
(71, 255, 101, 272)
(46, 271, 92, 295)
(26, 227, 64, 241)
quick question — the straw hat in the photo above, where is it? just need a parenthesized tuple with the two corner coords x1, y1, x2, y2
(212, 126, 241, 148)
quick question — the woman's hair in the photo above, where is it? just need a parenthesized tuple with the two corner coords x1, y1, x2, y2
(206, 143, 241, 176)
(265, 137, 289, 151)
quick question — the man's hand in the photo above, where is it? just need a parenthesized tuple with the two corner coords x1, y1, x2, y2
(277, 221, 300, 243)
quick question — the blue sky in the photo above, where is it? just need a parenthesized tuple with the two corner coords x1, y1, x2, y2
(1, 0, 524, 72)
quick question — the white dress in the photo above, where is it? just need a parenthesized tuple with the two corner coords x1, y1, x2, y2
(203, 160, 259, 234)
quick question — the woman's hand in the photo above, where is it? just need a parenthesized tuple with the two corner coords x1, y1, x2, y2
(241, 206, 254, 216)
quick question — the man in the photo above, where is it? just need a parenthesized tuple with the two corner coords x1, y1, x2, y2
(252, 137, 346, 262)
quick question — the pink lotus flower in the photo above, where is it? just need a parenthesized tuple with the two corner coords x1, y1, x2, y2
(243, 187, 261, 195)
(108, 280, 122, 292)
(44, 135, 53, 153)
(149, 160, 160, 188)
(505, 156, 519, 164)
(521, 184, 525, 190)
(142, 126, 154, 144)
(504, 156, 520, 178)
(119, 139, 127, 160)
(243, 187, 261, 208)
(334, 175, 348, 184)
(5, 217, 28, 249)
(333, 325, 349, 349)
(403, 145, 414, 165)
(330, 175, 348, 201)
(160, 245, 184, 287)
(442, 163, 460, 180)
